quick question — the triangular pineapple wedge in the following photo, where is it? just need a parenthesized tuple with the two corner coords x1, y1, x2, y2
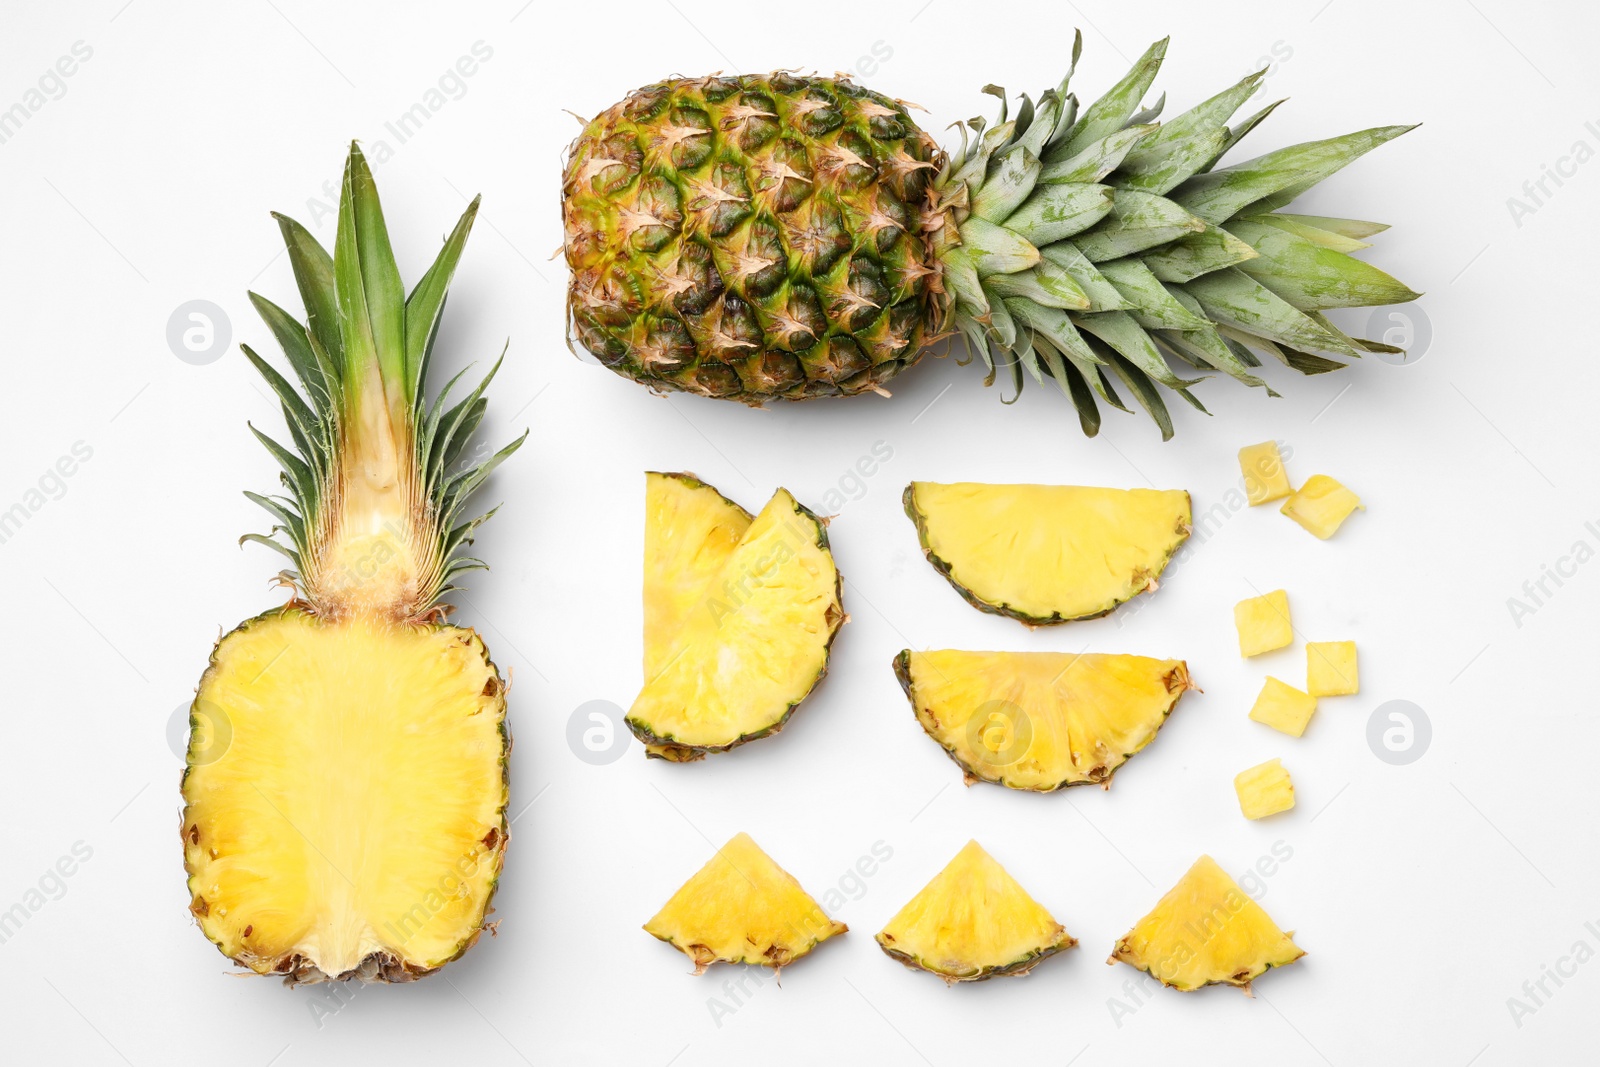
(877, 840, 1077, 982)
(904, 482, 1191, 624)
(629, 486, 844, 761)
(894, 650, 1194, 791)
(1109, 855, 1305, 992)
(644, 833, 846, 974)
(643, 472, 752, 681)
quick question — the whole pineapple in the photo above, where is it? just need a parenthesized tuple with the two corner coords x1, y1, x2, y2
(562, 35, 1419, 437)
(181, 145, 523, 984)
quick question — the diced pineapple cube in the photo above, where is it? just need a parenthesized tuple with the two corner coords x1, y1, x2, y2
(1249, 677, 1317, 737)
(1235, 758, 1296, 820)
(1307, 640, 1359, 696)
(1280, 475, 1363, 539)
(1239, 441, 1292, 505)
(1234, 589, 1293, 657)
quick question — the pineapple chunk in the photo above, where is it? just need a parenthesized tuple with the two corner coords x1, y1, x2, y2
(1280, 474, 1363, 538)
(1307, 640, 1359, 695)
(904, 482, 1191, 624)
(1235, 759, 1296, 819)
(1109, 855, 1305, 991)
(1233, 589, 1293, 657)
(644, 833, 845, 974)
(629, 486, 844, 760)
(877, 841, 1076, 982)
(1249, 677, 1318, 737)
(895, 649, 1194, 791)
(1238, 441, 1292, 505)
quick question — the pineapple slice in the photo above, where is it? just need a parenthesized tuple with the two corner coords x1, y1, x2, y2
(644, 833, 845, 974)
(628, 487, 844, 760)
(1234, 589, 1293, 657)
(1280, 474, 1363, 538)
(1109, 855, 1304, 992)
(895, 650, 1195, 791)
(1249, 677, 1318, 737)
(877, 840, 1076, 982)
(904, 482, 1192, 624)
(643, 472, 751, 681)
(1238, 441, 1292, 505)
(1307, 640, 1359, 696)
(1235, 759, 1296, 819)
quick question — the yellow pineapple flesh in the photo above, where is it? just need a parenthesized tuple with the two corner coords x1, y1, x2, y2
(1234, 589, 1293, 657)
(877, 840, 1076, 982)
(1307, 640, 1360, 695)
(1238, 441, 1292, 505)
(1234, 758, 1296, 819)
(1249, 677, 1318, 737)
(644, 833, 845, 973)
(1281, 474, 1363, 538)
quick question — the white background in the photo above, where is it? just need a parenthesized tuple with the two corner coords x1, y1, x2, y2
(2, 1, 1596, 1063)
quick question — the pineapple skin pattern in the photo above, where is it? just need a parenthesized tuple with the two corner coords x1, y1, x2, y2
(561, 36, 1419, 438)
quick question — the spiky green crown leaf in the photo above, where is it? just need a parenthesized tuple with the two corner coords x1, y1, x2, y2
(241, 143, 524, 617)
(934, 33, 1420, 438)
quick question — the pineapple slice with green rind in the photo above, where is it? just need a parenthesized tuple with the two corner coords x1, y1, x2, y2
(645, 833, 845, 974)
(877, 841, 1076, 982)
(904, 482, 1192, 624)
(895, 649, 1194, 791)
(1110, 855, 1304, 992)
(1234, 589, 1293, 656)
(1307, 640, 1359, 695)
(1235, 758, 1296, 819)
(1281, 474, 1363, 538)
(628, 487, 844, 760)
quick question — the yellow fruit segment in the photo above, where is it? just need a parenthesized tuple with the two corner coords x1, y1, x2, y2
(644, 833, 845, 973)
(1110, 855, 1304, 991)
(895, 650, 1194, 791)
(1280, 474, 1363, 538)
(904, 482, 1192, 624)
(643, 472, 752, 680)
(877, 841, 1076, 982)
(181, 609, 508, 980)
(1234, 759, 1296, 820)
(628, 488, 843, 759)
(1249, 677, 1318, 737)
(1307, 640, 1359, 696)
(1234, 589, 1293, 657)
(1238, 441, 1292, 505)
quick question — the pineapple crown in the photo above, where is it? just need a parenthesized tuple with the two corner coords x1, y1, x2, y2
(241, 143, 524, 620)
(929, 32, 1420, 438)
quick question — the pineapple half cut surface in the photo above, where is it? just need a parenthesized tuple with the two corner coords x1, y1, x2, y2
(630, 473, 845, 760)
(1110, 855, 1304, 992)
(904, 482, 1191, 623)
(895, 650, 1194, 791)
(182, 145, 521, 983)
(877, 840, 1077, 982)
(645, 833, 846, 973)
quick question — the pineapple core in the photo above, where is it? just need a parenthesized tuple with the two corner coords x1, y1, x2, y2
(1281, 474, 1363, 538)
(182, 610, 507, 979)
(1238, 441, 1292, 505)
(1235, 759, 1296, 819)
(1234, 589, 1293, 657)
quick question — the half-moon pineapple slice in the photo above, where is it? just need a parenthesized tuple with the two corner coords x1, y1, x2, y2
(894, 649, 1194, 791)
(644, 833, 846, 974)
(877, 840, 1077, 983)
(629, 485, 844, 761)
(1109, 855, 1305, 992)
(904, 482, 1192, 624)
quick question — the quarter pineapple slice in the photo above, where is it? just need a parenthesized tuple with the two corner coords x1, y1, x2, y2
(629, 483, 844, 760)
(904, 482, 1191, 624)
(895, 649, 1194, 790)
(644, 833, 846, 974)
(877, 841, 1076, 982)
(1110, 855, 1304, 992)
(182, 146, 522, 984)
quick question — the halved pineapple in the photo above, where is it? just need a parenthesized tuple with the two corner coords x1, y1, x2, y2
(876, 840, 1076, 982)
(904, 482, 1191, 624)
(1109, 855, 1304, 992)
(894, 649, 1194, 791)
(629, 485, 844, 760)
(644, 833, 845, 973)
